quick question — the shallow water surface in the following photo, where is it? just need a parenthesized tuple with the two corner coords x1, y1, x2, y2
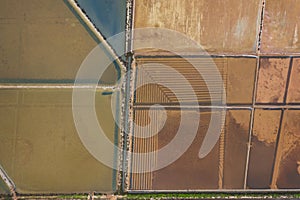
(0, 89, 119, 193)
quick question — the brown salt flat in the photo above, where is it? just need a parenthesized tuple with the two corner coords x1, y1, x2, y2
(223, 110, 250, 189)
(152, 110, 220, 190)
(252, 109, 280, 145)
(226, 58, 256, 104)
(247, 109, 281, 189)
(130, 109, 160, 190)
(134, 57, 227, 105)
(134, 0, 261, 54)
(272, 110, 300, 189)
(256, 58, 290, 103)
(134, 57, 256, 105)
(287, 58, 300, 103)
(247, 136, 276, 189)
(277, 110, 300, 165)
(261, 0, 300, 54)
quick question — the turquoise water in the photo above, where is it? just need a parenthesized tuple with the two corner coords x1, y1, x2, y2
(76, 0, 126, 55)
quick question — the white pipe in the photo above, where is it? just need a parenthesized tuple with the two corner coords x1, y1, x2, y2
(0, 165, 17, 199)
(66, 0, 126, 72)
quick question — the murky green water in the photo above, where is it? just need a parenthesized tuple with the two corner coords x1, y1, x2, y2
(0, 89, 119, 193)
(0, 0, 120, 85)
(0, 178, 10, 194)
(0, 0, 125, 194)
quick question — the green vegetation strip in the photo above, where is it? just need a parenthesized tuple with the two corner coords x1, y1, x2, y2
(125, 192, 300, 199)
(2, 192, 300, 199)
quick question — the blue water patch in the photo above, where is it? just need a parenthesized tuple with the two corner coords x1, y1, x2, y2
(102, 91, 113, 95)
(76, 0, 126, 55)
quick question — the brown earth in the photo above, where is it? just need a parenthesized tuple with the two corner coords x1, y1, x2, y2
(272, 110, 300, 189)
(223, 110, 250, 189)
(287, 58, 300, 103)
(134, 0, 261, 54)
(152, 110, 220, 190)
(130, 109, 159, 190)
(131, 109, 253, 190)
(252, 109, 281, 145)
(247, 109, 281, 189)
(226, 58, 256, 104)
(276, 146, 300, 189)
(261, 0, 300, 54)
(134, 57, 227, 105)
(134, 57, 256, 105)
(256, 58, 290, 103)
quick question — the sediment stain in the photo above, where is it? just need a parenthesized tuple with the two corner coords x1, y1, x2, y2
(274, 110, 300, 189)
(256, 58, 290, 103)
(247, 109, 280, 189)
(287, 58, 300, 103)
(223, 110, 250, 189)
(261, 0, 300, 53)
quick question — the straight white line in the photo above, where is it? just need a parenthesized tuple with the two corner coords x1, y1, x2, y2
(254, 104, 300, 109)
(0, 85, 118, 89)
(244, 107, 255, 188)
(133, 104, 252, 110)
(134, 104, 300, 109)
(127, 189, 300, 193)
(0, 164, 16, 199)
(66, 0, 126, 71)
(131, 0, 136, 52)
(243, 23, 265, 187)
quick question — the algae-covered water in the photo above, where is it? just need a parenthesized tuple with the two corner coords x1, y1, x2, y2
(0, 88, 119, 193)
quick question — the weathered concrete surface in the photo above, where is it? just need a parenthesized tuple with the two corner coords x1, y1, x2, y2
(261, 0, 300, 54)
(0, 89, 117, 193)
(134, 0, 261, 55)
(0, 0, 117, 83)
(272, 110, 300, 189)
(287, 58, 300, 103)
(256, 58, 290, 103)
(247, 109, 281, 189)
